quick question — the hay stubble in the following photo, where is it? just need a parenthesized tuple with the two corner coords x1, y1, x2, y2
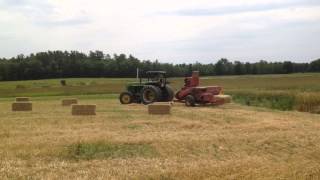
(0, 98, 320, 179)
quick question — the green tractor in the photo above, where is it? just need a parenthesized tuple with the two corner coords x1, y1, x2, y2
(119, 71, 174, 105)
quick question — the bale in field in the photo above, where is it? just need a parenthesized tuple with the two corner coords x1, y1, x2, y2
(62, 99, 78, 106)
(159, 101, 174, 105)
(12, 102, 32, 111)
(15, 97, 30, 102)
(215, 95, 232, 103)
(60, 80, 67, 86)
(148, 103, 171, 115)
(72, 104, 96, 116)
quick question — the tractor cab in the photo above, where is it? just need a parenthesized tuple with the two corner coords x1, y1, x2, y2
(145, 71, 167, 87)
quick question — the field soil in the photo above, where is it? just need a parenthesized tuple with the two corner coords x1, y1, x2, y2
(1, 97, 319, 179)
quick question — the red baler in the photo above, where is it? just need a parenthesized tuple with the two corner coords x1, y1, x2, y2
(175, 71, 227, 106)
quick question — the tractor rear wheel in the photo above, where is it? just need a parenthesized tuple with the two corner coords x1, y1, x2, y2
(185, 95, 196, 107)
(119, 92, 133, 104)
(141, 85, 161, 104)
(163, 85, 174, 101)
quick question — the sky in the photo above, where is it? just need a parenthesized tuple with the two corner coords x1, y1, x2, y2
(0, 0, 319, 63)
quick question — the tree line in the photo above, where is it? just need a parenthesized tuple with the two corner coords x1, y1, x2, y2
(0, 50, 319, 81)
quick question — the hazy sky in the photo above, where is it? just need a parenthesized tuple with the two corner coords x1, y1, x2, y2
(0, 0, 319, 63)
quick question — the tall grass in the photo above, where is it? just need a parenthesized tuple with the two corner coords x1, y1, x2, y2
(229, 91, 295, 111)
(230, 90, 320, 114)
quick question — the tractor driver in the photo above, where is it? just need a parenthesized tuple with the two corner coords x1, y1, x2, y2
(152, 74, 163, 82)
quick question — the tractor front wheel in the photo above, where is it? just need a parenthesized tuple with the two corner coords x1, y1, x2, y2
(185, 95, 196, 107)
(119, 92, 133, 104)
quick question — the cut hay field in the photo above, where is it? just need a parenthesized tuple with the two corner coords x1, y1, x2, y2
(0, 96, 320, 179)
(0, 73, 320, 179)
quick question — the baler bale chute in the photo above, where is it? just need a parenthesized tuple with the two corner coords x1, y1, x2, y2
(175, 71, 231, 106)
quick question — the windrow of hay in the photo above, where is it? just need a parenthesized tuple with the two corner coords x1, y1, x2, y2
(72, 104, 96, 116)
(15, 97, 30, 102)
(148, 103, 171, 115)
(12, 102, 32, 111)
(295, 92, 320, 114)
(62, 99, 78, 106)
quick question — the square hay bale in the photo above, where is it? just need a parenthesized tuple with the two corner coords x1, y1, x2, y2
(72, 104, 96, 116)
(12, 102, 32, 111)
(148, 103, 171, 115)
(215, 95, 232, 103)
(155, 102, 174, 106)
(15, 97, 30, 102)
(62, 99, 78, 106)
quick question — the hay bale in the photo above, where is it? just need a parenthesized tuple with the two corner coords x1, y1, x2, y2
(154, 102, 174, 106)
(148, 103, 171, 115)
(15, 97, 30, 102)
(72, 104, 96, 116)
(215, 95, 232, 103)
(12, 102, 32, 111)
(62, 99, 78, 106)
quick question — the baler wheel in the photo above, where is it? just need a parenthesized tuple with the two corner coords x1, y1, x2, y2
(185, 95, 196, 107)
